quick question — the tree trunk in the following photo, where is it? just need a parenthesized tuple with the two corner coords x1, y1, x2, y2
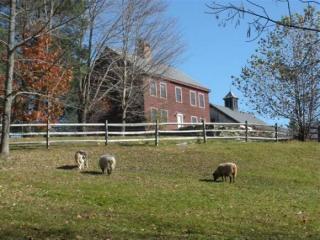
(1, 0, 16, 157)
(121, 109, 127, 135)
(77, 14, 93, 130)
(77, 8, 94, 129)
(298, 125, 307, 141)
(121, 57, 128, 135)
(77, 76, 89, 132)
(77, 75, 89, 125)
(77, 106, 88, 132)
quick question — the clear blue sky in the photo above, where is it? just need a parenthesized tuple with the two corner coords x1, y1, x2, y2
(166, 0, 310, 125)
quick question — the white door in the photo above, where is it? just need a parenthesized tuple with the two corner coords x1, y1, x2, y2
(177, 113, 184, 128)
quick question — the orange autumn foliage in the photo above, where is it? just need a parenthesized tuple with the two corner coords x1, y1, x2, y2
(15, 33, 72, 123)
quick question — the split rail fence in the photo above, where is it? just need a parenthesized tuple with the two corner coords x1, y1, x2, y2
(310, 125, 320, 141)
(4, 121, 296, 148)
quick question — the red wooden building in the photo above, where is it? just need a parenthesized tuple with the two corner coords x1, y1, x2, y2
(93, 44, 210, 127)
(144, 67, 210, 127)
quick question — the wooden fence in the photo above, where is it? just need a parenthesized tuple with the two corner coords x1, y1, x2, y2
(309, 125, 320, 142)
(4, 121, 295, 148)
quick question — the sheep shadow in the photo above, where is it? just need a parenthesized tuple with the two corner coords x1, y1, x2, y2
(199, 178, 223, 183)
(80, 170, 103, 175)
(56, 165, 78, 170)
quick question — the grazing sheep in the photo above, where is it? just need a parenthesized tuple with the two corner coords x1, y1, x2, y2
(75, 150, 88, 170)
(213, 162, 237, 183)
(99, 154, 116, 175)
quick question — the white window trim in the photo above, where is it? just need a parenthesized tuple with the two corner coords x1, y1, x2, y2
(160, 109, 169, 122)
(198, 93, 205, 108)
(175, 86, 182, 103)
(191, 116, 198, 123)
(150, 107, 158, 122)
(190, 90, 197, 106)
(149, 80, 157, 97)
(159, 82, 167, 99)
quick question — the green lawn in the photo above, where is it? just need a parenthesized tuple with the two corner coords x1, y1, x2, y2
(0, 141, 319, 239)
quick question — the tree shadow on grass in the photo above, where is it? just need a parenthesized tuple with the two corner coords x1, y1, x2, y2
(81, 170, 103, 175)
(56, 165, 78, 170)
(11, 145, 43, 150)
(117, 142, 152, 147)
(0, 225, 77, 240)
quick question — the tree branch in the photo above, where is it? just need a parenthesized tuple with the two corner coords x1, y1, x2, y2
(206, 1, 320, 34)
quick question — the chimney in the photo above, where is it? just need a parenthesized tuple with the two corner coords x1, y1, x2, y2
(137, 39, 152, 62)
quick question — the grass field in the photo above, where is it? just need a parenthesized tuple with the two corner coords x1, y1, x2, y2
(0, 141, 319, 239)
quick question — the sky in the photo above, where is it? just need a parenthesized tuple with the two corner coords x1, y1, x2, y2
(165, 0, 312, 125)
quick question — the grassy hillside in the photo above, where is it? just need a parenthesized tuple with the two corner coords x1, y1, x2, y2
(0, 141, 319, 239)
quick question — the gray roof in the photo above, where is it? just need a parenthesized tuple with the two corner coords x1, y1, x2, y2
(223, 91, 238, 99)
(131, 53, 209, 91)
(104, 48, 209, 91)
(156, 66, 209, 91)
(211, 104, 266, 125)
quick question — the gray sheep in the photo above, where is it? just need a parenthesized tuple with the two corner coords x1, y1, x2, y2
(213, 162, 237, 183)
(99, 154, 116, 175)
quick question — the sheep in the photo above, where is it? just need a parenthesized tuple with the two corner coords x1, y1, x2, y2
(212, 162, 237, 183)
(75, 150, 88, 170)
(99, 154, 116, 175)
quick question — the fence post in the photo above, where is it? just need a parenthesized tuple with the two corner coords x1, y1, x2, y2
(202, 119, 207, 143)
(245, 120, 248, 142)
(105, 120, 108, 145)
(46, 119, 50, 149)
(155, 120, 159, 146)
(318, 124, 320, 143)
(275, 123, 278, 142)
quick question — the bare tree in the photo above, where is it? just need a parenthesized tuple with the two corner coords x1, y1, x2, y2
(76, 0, 121, 125)
(206, 0, 320, 40)
(0, 0, 87, 156)
(1, 0, 16, 157)
(92, 0, 183, 131)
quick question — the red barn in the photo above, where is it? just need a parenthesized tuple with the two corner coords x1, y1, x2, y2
(144, 67, 210, 127)
(92, 45, 210, 127)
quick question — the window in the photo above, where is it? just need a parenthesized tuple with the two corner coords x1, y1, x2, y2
(198, 93, 205, 108)
(191, 116, 198, 123)
(175, 87, 182, 103)
(150, 108, 158, 122)
(160, 82, 167, 99)
(190, 90, 196, 106)
(160, 109, 168, 122)
(150, 80, 157, 96)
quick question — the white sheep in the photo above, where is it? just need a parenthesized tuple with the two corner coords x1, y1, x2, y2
(75, 150, 88, 170)
(213, 162, 237, 183)
(99, 154, 116, 175)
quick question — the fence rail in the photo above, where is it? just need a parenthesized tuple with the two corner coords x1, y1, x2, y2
(0, 120, 299, 148)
